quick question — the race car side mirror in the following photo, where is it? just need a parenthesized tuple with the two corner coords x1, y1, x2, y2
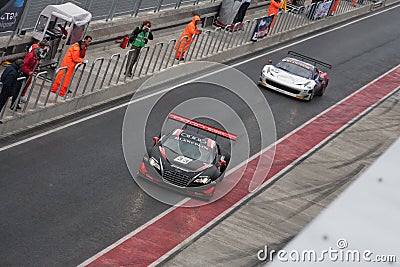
(153, 137, 159, 145)
(217, 159, 226, 167)
(268, 59, 273, 64)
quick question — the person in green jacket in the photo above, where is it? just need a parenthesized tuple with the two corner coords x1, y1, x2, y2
(125, 20, 153, 77)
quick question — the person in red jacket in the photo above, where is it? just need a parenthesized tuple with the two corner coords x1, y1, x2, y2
(174, 15, 202, 60)
(11, 48, 41, 109)
(267, 0, 282, 28)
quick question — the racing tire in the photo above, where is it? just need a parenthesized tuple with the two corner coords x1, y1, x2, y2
(317, 86, 325, 96)
(317, 80, 328, 96)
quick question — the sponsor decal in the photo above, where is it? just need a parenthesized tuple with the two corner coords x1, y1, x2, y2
(251, 15, 274, 42)
(283, 58, 314, 71)
(174, 156, 193, 164)
(174, 136, 210, 150)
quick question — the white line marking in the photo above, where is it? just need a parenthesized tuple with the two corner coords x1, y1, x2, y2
(1, 4, 398, 152)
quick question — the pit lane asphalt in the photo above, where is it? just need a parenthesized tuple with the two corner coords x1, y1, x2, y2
(0, 6, 399, 266)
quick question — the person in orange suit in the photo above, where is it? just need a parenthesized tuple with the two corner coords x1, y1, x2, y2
(329, 0, 340, 15)
(51, 40, 86, 97)
(174, 15, 202, 60)
(267, 0, 282, 28)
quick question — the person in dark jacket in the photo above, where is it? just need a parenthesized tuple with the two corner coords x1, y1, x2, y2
(125, 20, 153, 77)
(234, 0, 251, 24)
(0, 59, 24, 114)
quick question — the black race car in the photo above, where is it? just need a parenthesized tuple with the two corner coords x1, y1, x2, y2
(138, 113, 236, 200)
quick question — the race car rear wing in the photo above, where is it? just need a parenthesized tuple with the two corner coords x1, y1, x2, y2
(168, 113, 237, 141)
(288, 51, 332, 69)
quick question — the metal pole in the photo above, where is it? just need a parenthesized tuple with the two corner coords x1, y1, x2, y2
(132, 0, 144, 17)
(117, 52, 129, 84)
(274, 12, 286, 34)
(17, 0, 32, 35)
(160, 40, 176, 70)
(239, 20, 251, 45)
(107, 0, 118, 21)
(175, 0, 183, 9)
(32, 72, 48, 110)
(145, 44, 158, 74)
(44, 66, 68, 106)
(220, 26, 231, 51)
(154, 0, 164, 12)
(230, 23, 241, 48)
(105, 54, 121, 87)
(82, 59, 103, 95)
(186, 34, 199, 62)
(136, 46, 150, 76)
(90, 58, 105, 92)
(208, 27, 221, 55)
(214, 27, 225, 53)
(0, 83, 5, 120)
(64, 62, 84, 99)
(123, 48, 135, 82)
(197, 30, 210, 58)
(150, 43, 164, 73)
(22, 71, 45, 113)
(9, 77, 26, 116)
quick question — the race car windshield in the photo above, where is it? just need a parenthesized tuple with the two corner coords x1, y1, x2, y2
(276, 61, 313, 79)
(162, 136, 215, 164)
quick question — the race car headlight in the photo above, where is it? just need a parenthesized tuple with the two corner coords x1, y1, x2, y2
(194, 176, 211, 184)
(149, 157, 160, 170)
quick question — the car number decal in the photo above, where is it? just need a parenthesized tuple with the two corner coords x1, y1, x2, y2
(174, 156, 193, 164)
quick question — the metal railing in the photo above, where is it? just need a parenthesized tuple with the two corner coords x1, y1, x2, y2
(19, 0, 216, 33)
(0, 0, 378, 122)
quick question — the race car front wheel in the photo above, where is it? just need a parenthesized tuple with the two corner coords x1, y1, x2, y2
(317, 86, 325, 96)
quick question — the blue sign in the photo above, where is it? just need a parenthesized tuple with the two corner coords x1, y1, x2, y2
(0, 0, 27, 32)
(251, 15, 274, 42)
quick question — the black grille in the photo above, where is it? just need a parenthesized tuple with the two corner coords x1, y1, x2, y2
(265, 79, 301, 94)
(163, 170, 191, 187)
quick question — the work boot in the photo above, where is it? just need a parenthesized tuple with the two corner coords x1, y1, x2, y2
(10, 104, 21, 110)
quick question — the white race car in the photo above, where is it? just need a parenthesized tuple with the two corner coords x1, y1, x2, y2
(259, 51, 332, 101)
